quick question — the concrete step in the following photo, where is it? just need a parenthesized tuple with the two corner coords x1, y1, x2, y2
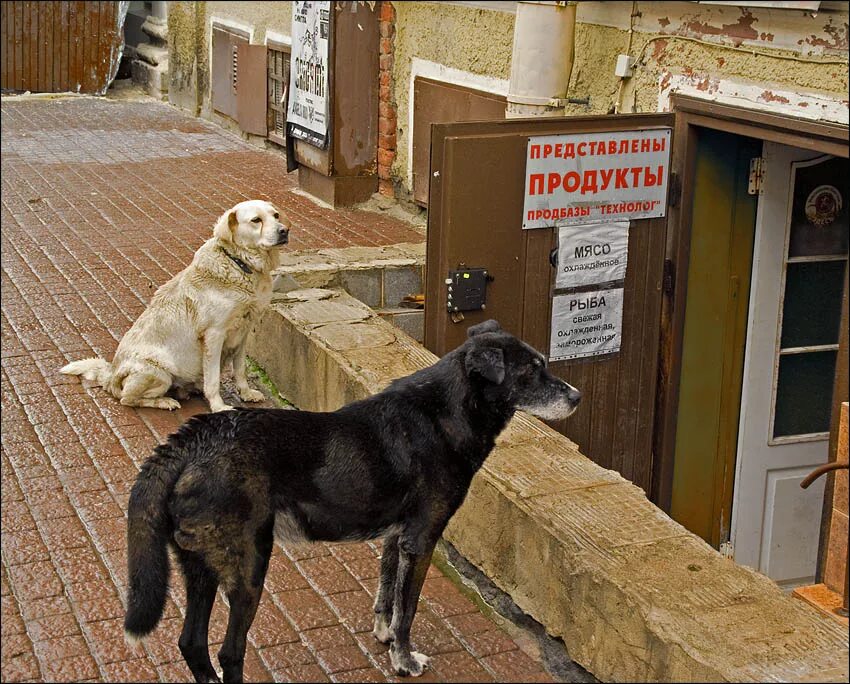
(247, 287, 850, 684)
(272, 242, 425, 342)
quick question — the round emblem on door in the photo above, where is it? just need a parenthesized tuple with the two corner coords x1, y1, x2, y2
(804, 184, 842, 227)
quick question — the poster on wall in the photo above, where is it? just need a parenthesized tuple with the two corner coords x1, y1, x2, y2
(287, 1, 331, 149)
(523, 128, 671, 229)
(550, 288, 624, 361)
(556, 220, 629, 289)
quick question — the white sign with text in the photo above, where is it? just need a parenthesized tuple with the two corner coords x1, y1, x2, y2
(550, 288, 624, 361)
(523, 128, 671, 229)
(556, 221, 629, 289)
(288, 1, 331, 148)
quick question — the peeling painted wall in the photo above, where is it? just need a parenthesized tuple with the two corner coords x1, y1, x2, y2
(164, 2, 848, 198)
(567, 2, 849, 119)
(390, 0, 848, 198)
(392, 2, 515, 191)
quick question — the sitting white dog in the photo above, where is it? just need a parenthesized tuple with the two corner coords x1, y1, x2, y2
(62, 200, 289, 412)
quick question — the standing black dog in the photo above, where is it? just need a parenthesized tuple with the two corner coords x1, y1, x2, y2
(124, 320, 581, 682)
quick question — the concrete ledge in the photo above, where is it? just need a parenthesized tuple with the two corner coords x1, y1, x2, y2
(273, 242, 425, 306)
(248, 289, 849, 683)
(273, 243, 425, 342)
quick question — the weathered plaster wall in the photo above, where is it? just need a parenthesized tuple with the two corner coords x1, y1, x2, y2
(565, 16, 849, 117)
(168, 1, 208, 115)
(390, 0, 849, 198)
(391, 2, 515, 191)
(206, 0, 293, 44)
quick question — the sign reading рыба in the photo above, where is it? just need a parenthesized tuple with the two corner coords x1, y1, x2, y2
(522, 128, 672, 229)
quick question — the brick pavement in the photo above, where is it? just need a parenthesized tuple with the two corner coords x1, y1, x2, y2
(0, 96, 554, 683)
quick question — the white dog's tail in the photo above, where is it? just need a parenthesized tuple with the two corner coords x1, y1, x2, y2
(60, 358, 113, 386)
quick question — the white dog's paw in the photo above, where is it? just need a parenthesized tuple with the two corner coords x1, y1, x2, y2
(209, 401, 235, 412)
(390, 648, 431, 677)
(156, 398, 181, 411)
(239, 387, 265, 403)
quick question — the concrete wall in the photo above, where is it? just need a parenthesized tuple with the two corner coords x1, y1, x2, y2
(390, 0, 849, 199)
(167, 1, 208, 115)
(249, 289, 850, 683)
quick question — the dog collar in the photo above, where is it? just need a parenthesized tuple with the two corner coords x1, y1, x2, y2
(222, 248, 253, 275)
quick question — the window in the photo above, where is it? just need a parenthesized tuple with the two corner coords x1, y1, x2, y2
(267, 43, 291, 146)
(771, 155, 849, 441)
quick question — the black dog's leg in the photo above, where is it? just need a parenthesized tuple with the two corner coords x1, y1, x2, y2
(389, 539, 435, 677)
(217, 526, 273, 683)
(176, 551, 221, 683)
(372, 533, 400, 644)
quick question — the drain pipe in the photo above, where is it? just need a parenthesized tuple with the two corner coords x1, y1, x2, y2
(506, 1, 577, 119)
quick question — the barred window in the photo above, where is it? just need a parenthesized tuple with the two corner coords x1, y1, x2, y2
(267, 44, 291, 146)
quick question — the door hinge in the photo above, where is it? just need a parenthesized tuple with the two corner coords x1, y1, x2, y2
(748, 157, 764, 195)
(662, 258, 675, 297)
(719, 541, 734, 558)
(668, 172, 682, 208)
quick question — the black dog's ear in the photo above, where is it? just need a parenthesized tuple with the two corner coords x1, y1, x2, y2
(467, 320, 501, 338)
(465, 346, 505, 384)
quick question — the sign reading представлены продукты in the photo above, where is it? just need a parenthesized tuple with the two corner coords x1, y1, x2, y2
(523, 129, 671, 229)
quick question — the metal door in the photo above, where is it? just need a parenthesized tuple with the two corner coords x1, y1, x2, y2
(424, 114, 673, 494)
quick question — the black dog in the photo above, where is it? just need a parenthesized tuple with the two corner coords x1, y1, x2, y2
(124, 320, 581, 682)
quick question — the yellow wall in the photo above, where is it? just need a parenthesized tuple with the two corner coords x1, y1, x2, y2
(391, 1, 848, 198)
(167, 1, 848, 198)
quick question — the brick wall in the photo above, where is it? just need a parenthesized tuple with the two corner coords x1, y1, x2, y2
(824, 402, 848, 599)
(378, 1, 397, 197)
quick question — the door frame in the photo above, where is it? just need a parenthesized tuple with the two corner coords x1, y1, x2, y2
(652, 95, 849, 565)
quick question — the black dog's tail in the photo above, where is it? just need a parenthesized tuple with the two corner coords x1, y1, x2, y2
(124, 442, 186, 644)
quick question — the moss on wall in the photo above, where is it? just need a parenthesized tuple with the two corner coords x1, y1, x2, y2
(168, 1, 206, 114)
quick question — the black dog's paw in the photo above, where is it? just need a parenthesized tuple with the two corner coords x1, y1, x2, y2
(372, 613, 394, 644)
(390, 648, 431, 677)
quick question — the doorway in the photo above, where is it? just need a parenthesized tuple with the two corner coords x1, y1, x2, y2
(671, 130, 849, 586)
(670, 128, 761, 548)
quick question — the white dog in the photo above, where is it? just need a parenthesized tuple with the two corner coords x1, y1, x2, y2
(61, 200, 290, 412)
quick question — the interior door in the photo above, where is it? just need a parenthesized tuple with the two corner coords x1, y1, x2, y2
(669, 129, 760, 548)
(732, 144, 849, 587)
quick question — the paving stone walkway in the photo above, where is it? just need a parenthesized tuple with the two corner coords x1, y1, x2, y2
(0, 95, 554, 683)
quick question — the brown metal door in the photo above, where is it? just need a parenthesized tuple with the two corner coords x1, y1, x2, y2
(424, 114, 674, 495)
(236, 43, 268, 136)
(1, 1, 124, 95)
(412, 78, 506, 206)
